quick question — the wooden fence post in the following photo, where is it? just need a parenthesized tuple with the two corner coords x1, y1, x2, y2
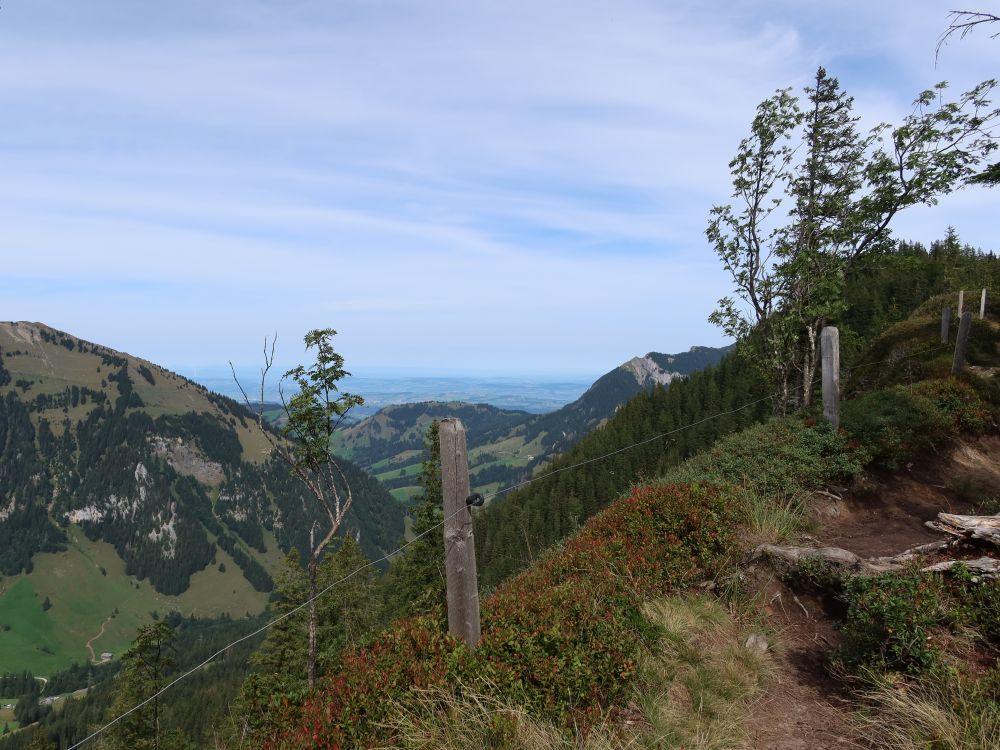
(952, 311, 972, 375)
(981, 288, 988, 319)
(958, 290, 965, 315)
(821, 326, 840, 430)
(941, 306, 952, 343)
(439, 418, 481, 649)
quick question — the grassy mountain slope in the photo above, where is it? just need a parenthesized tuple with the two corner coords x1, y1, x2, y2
(335, 345, 731, 503)
(251, 287, 1000, 749)
(0, 322, 404, 674)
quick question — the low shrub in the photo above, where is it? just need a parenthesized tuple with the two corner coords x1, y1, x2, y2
(856, 663, 1000, 750)
(665, 418, 865, 496)
(839, 571, 946, 675)
(841, 379, 991, 467)
(267, 483, 739, 749)
(949, 564, 1000, 646)
(782, 556, 843, 596)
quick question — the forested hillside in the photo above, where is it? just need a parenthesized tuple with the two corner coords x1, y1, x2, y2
(0, 323, 403, 673)
(5, 237, 997, 750)
(474, 237, 1000, 587)
(215, 252, 999, 749)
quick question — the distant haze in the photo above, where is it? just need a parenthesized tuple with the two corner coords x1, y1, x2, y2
(184, 366, 598, 416)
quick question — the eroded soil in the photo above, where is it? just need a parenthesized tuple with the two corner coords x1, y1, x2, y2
(747, 435, 1000, 750)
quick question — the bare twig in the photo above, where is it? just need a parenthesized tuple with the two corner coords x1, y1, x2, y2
(936, 10, 1000, 64)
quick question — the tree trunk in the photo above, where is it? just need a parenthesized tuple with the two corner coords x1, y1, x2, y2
(801, 324, 818, 408)
(308, 525, 317, 691)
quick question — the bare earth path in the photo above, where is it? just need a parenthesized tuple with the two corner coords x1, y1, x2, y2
(86, 615, 114, 664)
(747, 436, 1000, 749)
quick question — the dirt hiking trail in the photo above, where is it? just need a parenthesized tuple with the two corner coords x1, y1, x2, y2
(746, 435, 1000, 749)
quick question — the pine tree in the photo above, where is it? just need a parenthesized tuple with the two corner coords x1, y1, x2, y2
(385, 421, 446, 620)
(317, 536, 379, 673)
(248, 549, 309, 690)
(102, 622, 184, 750)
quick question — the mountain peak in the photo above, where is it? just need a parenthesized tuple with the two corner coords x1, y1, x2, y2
(622, 355, 681, 388)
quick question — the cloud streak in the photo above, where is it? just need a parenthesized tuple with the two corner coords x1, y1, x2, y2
(0, 0, 995, 374)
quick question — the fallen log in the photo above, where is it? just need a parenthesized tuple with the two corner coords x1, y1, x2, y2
(925, 513, 1000, 547)
(753, 544, 878, 573)
(922, 556, 1000, 578)
(868, 540, 952, 568)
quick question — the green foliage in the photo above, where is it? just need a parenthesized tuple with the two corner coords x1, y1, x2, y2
(384, 421, 446, 620)
(1, 614, 265, 750)
(842, 379, 992, 467)
(231, 540, 381, 743)
(247, 550, 309, 694)
(103, 621, 180, 750)
(476, 352, 769, 588)
(666, 417, 864, 496)
(838, 563, 1000, 683)
(263, 483, 738, 748)
(709, 66, 999, 411)
(316, 536, 380, 674)
(949, 564, 1000, 646)
(281, 329, 363, 472)
(781, 556, 843, 596)
(839, 571, 946, 675)
(841, 387, 951, 467)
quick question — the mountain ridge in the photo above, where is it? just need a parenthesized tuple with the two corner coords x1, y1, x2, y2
(334, 344, 733, 500)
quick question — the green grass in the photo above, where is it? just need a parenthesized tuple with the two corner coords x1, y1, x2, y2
(374, 462, 423, 483)
(380, 596, 770, 750)
(370, 451, 422, 473)
(390, 486, 420, 503)
(0, 529, 270, 675)
(0, 709, 19, 733)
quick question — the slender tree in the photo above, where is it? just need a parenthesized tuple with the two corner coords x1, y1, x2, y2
(709, 68, 999, 411)
(102, 622, 180, 750)
(316, 536, 379, 672)
(231, 328, 363, 690)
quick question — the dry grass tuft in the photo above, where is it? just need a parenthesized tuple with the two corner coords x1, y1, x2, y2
(738, 484, 812, 547)
(854, 669, 1000, 750)
(380, 596, 771, 750)
(637, 597, 771, 750)
(379, 686, 637, 750)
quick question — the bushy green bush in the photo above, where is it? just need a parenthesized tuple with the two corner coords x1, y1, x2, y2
(839, 571, 946, 675)
(781, 556, 843, 596)
(665, 418, 865, 496)
(950, 564, 1000, 646)
(841, 379, 991, 467)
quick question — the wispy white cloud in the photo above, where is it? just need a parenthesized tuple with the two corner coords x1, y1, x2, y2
(0, 0, 995, 374)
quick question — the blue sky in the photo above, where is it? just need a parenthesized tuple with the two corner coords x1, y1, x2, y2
(1, 1, 997, 376)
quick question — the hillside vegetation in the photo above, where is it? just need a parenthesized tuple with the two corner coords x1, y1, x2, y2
(232, 280, 998, 748)
(334, 346, 730, 503)
(5, 241, 999, 750)
(191, 240, 998, 749)
(0, 322, 404, 674)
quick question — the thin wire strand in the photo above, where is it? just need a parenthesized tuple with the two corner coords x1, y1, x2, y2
(64, 339, 954, 749)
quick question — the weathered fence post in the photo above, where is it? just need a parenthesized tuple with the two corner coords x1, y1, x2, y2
(941, 306, 952, 343)
(952, 311, 972, 375)
(981, 288, 988, 319)
(958, 290, 965, 315)
(821, 326, 840, 430)
(440, 418, 481, 649)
